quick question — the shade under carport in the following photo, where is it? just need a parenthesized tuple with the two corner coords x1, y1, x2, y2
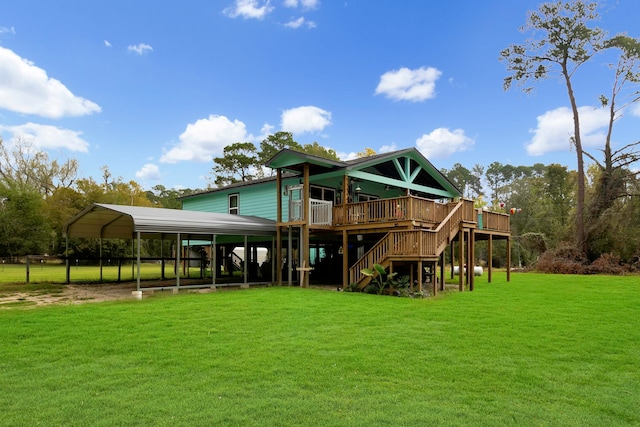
(63, 203, 277, 291)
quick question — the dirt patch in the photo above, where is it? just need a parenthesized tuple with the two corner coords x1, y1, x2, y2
(0, 283, 138, 308)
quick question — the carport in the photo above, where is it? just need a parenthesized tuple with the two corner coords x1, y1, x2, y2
(63, 203, 277, 291)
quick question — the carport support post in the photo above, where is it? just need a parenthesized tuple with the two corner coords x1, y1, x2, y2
(65, 236, 70, 284)
(243, 235, 248, 288)
(136, 231, 141, 291)
(161, 233, 165, 280)
(176, 233, 181, 288)
(211, 234, 216, 286)
(99, 237, 103, 282)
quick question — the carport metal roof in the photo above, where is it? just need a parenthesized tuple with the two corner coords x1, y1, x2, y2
(64, 203, 277, 240)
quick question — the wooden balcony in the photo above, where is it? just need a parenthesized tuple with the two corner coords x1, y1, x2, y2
(285, 195, 510, 234)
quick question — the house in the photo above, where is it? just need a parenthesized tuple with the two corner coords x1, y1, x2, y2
(182, 147, 511, 293)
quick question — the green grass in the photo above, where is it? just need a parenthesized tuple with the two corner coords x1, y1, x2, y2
(0, 262, 203, 284)
(1, 273, 639, 426)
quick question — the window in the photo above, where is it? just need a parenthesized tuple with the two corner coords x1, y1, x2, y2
(358, 193, 378, 202)
(228, 193, 239, 215)
(310, 185, 336, 203)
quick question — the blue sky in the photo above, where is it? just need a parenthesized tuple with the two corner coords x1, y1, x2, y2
(1, 0, 639, 190)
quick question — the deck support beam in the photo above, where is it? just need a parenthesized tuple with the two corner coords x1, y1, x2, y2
(488, 234, 493, 283)
(507, 235, 511, 282)
(276, 169, 283, 286)
(458, 226, 464, 292)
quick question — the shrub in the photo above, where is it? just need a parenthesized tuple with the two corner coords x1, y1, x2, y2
(534, 244, 629, 275)
(586, 253, 625, 275)
(534, 243, 588, 274)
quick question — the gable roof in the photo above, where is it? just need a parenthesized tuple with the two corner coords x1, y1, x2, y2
(184, 147, 461, 200)
(267, 147, 461, 199)
(63, 203, 276, 240)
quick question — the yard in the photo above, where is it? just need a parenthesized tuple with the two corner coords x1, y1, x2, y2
(1, 273, 639, 426)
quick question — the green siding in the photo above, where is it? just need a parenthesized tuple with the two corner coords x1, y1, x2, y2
(183, 179, 298, 220)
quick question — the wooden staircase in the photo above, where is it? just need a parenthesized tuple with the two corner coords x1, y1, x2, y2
(349, 200, 467, 288)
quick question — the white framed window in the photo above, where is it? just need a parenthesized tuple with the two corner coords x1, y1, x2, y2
(310, 185, 336, 203)
(228, 193, 239, 215)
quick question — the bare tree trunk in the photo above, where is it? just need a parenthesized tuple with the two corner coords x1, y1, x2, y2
(563, 63, 586, 254)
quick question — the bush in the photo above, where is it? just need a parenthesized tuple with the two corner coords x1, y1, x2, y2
(533, 244, 629, 275)
(534, 244, 588, 274)
(586, 253, 625, 275)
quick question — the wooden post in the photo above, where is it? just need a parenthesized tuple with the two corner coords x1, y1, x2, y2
(506, 236, 511, 282)
(458, 227, 464, 292)
(487, 234, 493, 283)
(297, 260, 313, 288)
(342, 229, 348, 288)
(276, 169, 283, 285)
(439, 252, 445, 292)
(417, 260, 423, 294)
(302, 164, 310, 287)
(450, 241, 455, 280)
(467, 228, 476, 291)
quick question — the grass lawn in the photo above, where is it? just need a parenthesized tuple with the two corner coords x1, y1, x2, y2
(0, 262, 203, 284)
(1, 273, 639, 426)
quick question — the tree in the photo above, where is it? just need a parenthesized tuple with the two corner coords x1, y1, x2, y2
(258, 132, 301, 175)
(442, 163, 472, 197)
(300, 141, 340, 161)
(486, 161, 515, 205)
(0, 136, 78, 197)
(0, 184, 51, 257)
(356, 148, 377, 158)
(500, 0, 606, 253)
(470, 164, 485, 199)
(584, 36, 640, 218)
(146, 185, 198, 209)
(211, 142, 258, 187)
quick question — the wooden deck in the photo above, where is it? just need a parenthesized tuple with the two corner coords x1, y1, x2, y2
(279, 195, 511, 288)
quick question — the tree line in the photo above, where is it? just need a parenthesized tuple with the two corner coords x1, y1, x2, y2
(1, 1, 638, 270)
(2, 131, 639, 268)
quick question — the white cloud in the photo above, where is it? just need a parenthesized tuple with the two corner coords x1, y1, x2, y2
(281, 105, 331, 134)
(416, 128, 474, 159)
(526, 106, 609, 156)
(257, 123, 275, 141)
(104, 40, 112, 47)
(127, 43, 153, 55)
(284, 17, 316, 28)
(375, 66, 442, 102)
(630, 103, 640, 117)
(283, 0, 319, 9)
(136, 163, 161, 181)
(0, 26, 16, 35)
(0, 46, 101, 118)
(379, 143, 397, 153)
(0, 122, 89, 152)
(160, 114, 250, 163)
(285, 17, 303, 28)
(224, 0, 274, 19)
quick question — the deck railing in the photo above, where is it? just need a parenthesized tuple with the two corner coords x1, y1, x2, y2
(333, 196, 441, 226)
(478, 210, 510, 232)
(348, 200, 467, 284)
(289, 198, 333, 226)
(294, 195, 509, 233)
(309, 199, 332, 225)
